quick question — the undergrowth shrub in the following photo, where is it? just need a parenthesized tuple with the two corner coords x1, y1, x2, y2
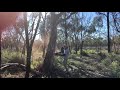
(101, 58, 111, 66)
(109, 61, 120, 77)
(98, 52, 107, 60)
(2, 49, 25, 64)
(108, 53, 120, 62)
(85, 50, 96, 54)
(81, 51, 89, 56)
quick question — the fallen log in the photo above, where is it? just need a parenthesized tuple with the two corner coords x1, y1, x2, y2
(1, 63, 26, 72)
(1, 63, 43, 78)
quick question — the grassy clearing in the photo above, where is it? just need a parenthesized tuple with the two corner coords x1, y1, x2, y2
(1, 48, 120, 78)
(54, 49, 120, 78)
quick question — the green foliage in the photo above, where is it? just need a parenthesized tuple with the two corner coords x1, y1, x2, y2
(109, 61, 120, 77)
(8, 57, 25, 64)
(108, 52, 120, 62)
(81, 51, 89, 56)
(84, 49, 96, 54)
(2, 49, 24, 64)
(87, 24, 96, 34)
(69, 53, 80, 58)
(93, 15, 103, 28)
(31, 58, 43, 69)
(98, 52, 107, 59)
(101, 59, 111, 66)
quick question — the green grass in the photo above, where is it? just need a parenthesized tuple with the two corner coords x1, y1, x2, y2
(31, 58, 43, 69)
(2, 49, 43, 69)
(2, 49, 23, 64)
(54, 49, 120, 78)
(2, 48, 120, 78)
(83, 49, 96, 54)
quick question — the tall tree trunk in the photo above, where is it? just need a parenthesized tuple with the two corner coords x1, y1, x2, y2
(80, 31, 83, 56)
(75, 36, 78, 54)
(107, 12, 111, 53)
(75, 44, 78, 54)
(22, 42, 26, 55)
(24, 12, 40, 78)
(64, 13, 68, 46)
(24, 12, 31, 78)
(42, 25, 46, 58)
(42, 13, 57, 76)
(80, 41, 84, 56)
(25, 47, 32, 78)
(69, 45, 71, 54)
(43, 26, 57, 76)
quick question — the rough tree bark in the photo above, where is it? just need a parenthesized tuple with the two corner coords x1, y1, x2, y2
(42, 13, 47, 58)
(42, 12, 76, 77)
(24, 12, 31, 78)
(42, 12, 57, 76)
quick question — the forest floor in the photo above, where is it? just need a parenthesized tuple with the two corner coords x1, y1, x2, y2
(1, 49, 120, 78)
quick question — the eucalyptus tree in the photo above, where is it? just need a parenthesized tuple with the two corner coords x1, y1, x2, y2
(42, 12, 76, 76)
